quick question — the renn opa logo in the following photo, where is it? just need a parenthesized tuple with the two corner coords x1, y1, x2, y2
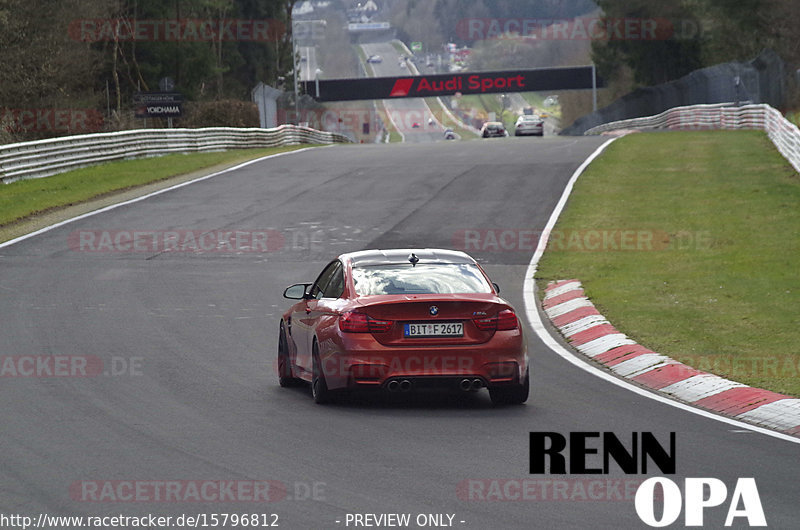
(530, 432, 766, 527)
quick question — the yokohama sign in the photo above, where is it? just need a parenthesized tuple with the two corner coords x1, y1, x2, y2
(302, 66, 602, 102)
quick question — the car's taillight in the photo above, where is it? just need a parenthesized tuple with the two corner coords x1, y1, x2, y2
(473, 309, 519, 332)
(496, 309, 519, 330)
(339, 312, 369, 332)
(339, 312, 392, 333)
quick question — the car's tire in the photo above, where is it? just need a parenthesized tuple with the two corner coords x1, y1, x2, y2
(278, 323, 301, 387)
(311, 342, 332, 404)
(489, 367, 529, 405)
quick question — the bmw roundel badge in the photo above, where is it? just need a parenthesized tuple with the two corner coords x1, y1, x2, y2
(429, 306, 439, 316)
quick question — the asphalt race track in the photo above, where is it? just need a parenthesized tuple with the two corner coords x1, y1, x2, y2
(1, 138, 798, 528)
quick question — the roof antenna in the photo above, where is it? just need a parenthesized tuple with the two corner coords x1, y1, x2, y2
(408, 253, 419, 266)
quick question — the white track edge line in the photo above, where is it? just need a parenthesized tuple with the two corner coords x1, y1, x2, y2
(0, 147, 324, 250)
(522, 137, 800, 445)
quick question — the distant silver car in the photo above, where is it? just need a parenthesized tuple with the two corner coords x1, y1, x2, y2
(367, 55, 382, 64)
(514, 115, 544, 137)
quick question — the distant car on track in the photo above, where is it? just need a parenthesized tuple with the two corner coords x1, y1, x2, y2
(367, 55, 382, 63)
(514, 114, 544, 136)
(480, 121, 508, 138)
(278, 249, 529, 405)
(443, 128, 456, 140)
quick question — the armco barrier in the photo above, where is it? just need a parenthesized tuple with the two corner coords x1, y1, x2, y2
(0, 125, 351, 183)
(584, 103, 800, 174)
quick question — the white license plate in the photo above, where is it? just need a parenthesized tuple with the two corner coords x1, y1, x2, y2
(404, 322, 463, 337)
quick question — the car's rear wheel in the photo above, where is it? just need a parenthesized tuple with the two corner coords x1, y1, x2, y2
(311, 342, 332, 404)
(278, 324, 302, 387)
(489, 367, 529, 405)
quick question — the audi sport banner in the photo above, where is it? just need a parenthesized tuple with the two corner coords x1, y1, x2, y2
(302, 66, 603, 102)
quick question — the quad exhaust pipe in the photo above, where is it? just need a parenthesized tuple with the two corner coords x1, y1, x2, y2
(388, 378, 483, 392)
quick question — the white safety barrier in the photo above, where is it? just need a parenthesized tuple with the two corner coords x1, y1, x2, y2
(0, 124, 351, 183)
(585, 103, 800, 174)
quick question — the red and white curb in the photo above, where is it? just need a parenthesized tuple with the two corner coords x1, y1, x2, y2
(543, 279, 800, 438)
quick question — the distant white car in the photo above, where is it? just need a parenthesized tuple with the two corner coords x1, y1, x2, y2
(367, 55, 382, 64)
(514, 115, 544, 137)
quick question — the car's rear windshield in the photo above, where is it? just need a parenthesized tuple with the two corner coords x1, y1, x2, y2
(352, 263, 492, 296)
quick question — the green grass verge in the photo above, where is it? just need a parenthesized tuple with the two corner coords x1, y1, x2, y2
(458, 94, 516, 131)
(0, 146, 313, 228)
(424, 98, 477, 140)
(391, 41, 408, 57)
(522, 92, 562, 121)
(536, 130, 800, 397)
(354, 45, 375, 77)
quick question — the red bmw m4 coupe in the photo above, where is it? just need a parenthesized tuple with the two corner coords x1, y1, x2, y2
(278, 249, 529, 405)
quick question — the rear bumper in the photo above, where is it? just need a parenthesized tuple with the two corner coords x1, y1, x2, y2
(515, 127, 544, 136)
(318, 332, 527, 391)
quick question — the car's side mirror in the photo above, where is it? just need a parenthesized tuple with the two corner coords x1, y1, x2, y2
(284, 283, 312, 300)
(492, 282, 501, 295)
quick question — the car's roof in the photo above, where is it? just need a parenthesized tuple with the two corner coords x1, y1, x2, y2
(342, 248, 477, 267)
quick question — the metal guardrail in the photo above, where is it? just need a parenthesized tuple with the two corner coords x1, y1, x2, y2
(584, 103, 800, 174)
(0, 125, 351, 183)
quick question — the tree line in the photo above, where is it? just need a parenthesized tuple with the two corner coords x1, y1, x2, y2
(592, 0, 800, 88)
(0, 0, 298, 139)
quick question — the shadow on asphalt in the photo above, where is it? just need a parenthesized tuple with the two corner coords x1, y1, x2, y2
(276, 383, 533, 412)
